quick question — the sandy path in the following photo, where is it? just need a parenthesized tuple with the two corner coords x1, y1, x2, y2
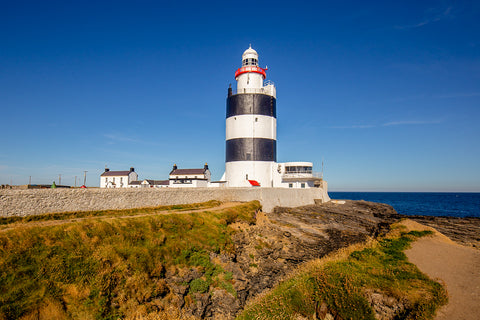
(404, 221, 480, 320)
(0, 201, 242, 232)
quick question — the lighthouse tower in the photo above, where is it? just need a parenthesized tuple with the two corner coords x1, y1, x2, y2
(225, 46, 277, 187)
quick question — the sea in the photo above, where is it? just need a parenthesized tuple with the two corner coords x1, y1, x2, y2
(328, 192, 480, 218)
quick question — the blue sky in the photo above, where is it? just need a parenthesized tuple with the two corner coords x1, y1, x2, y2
(1, 0, 479, 191)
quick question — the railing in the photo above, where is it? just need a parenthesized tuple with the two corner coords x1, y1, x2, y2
(264, 80, 275, 87)
(228, 81, 276, 97)
(230, 87, 270, 95)
(313, 172, 323, 179)
(282, 171, 323, 179)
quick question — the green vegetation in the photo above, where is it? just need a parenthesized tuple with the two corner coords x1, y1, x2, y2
(237, 230, 447, 320)
(0, 201, 259, 320)
(0, 200, 222, 225)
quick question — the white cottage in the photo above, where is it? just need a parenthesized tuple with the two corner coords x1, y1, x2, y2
(100, 167, 138, 188)
(141, 179, 169, 188)
(169, 163, 211, 188)
(128, 181, 142, 188)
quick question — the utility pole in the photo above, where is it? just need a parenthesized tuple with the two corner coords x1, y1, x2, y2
(59, 174, 61, 185)
(29, 176, 31, 185)
(83, 171, 87, 187)
(75, 176, 77, 188)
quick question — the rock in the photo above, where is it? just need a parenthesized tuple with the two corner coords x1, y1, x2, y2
(316, 302, 329, 319)
(323, 313, 334, 320)
(190, 292, 211, 318)
(181, 268, 202, 283)
(365, 289, 407, 320)
(209, 289, 240, 319)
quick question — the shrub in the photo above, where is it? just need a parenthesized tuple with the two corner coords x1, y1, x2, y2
(189, 278, 210, 294)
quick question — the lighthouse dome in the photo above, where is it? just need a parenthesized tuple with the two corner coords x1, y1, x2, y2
(242, 45, 258, 59)
(242, 45, 259, 66)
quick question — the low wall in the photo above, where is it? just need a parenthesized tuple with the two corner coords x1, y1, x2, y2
(0, 182, 330, 217)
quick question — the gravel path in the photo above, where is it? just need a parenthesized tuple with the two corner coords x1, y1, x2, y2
(404, 221, 480, 320)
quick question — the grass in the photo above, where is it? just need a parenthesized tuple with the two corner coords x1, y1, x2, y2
(0, 201, 260, 320)
(237, 229, 448, 320)
(0, 200, 222, 225)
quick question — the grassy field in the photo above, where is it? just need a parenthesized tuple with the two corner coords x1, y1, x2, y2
(237, 228, 448, 320)
(0, 201, 260, 320)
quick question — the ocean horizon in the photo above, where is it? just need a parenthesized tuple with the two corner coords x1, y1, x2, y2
(328, 192, 480, 218)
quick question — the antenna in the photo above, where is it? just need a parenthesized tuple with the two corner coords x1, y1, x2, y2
(322, 158, 324, 179)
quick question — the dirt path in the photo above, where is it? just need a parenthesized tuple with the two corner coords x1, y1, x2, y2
(0, 201, 241, 232)
(403, 220, 480, 320)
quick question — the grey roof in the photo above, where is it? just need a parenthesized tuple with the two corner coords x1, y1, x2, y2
(170, 168, 206, 175)
(129, 181, 142, 185)
(145, 179, 169, 185)
(101, 170, 132, 177)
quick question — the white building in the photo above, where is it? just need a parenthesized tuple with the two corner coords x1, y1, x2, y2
(128, 181, 142, 188)
(100, 167, 138, 188)
(169, 163, 211, 188)
(273, 162, 323, 189)
(142, 179, 169, 188)
(223, 46, 322, 189)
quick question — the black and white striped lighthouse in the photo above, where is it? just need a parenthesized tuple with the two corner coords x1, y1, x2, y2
(225, 46, 277, 187)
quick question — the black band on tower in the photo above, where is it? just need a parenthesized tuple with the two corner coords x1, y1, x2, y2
(226, 138, 277, 162)
(226, 94, 276, 118)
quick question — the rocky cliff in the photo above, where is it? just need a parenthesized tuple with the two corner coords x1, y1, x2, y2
(173, 200, 400, 318)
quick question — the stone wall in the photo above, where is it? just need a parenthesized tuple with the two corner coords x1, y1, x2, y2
(0, 182, 330, 217)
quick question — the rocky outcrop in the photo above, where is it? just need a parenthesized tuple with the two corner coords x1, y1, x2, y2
(168, 200, 400, 319)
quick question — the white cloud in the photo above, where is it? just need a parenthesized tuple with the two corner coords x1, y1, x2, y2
(328, 124, 375, 129)
(329, 119, 443, 129)
(382, 119, 443, 127)
(395, 6, 454, 30)
(104, 133, 140, 143)
(434, 92, 480, 99)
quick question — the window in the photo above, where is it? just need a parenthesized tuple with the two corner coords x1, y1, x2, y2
(255, 117, 258, 122)
(246, 174, 248, 180)
(289, 183, 293, 188)
(285, 166, 313, 174)
(301, 183, 305, 188)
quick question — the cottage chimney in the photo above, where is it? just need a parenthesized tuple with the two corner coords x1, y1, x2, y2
(130, 167, 134, 172)
(169, 164, 178, 175)
(105, 168, 110, 172)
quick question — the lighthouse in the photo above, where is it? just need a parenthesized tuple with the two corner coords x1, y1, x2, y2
(225, 46, 277, 187)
